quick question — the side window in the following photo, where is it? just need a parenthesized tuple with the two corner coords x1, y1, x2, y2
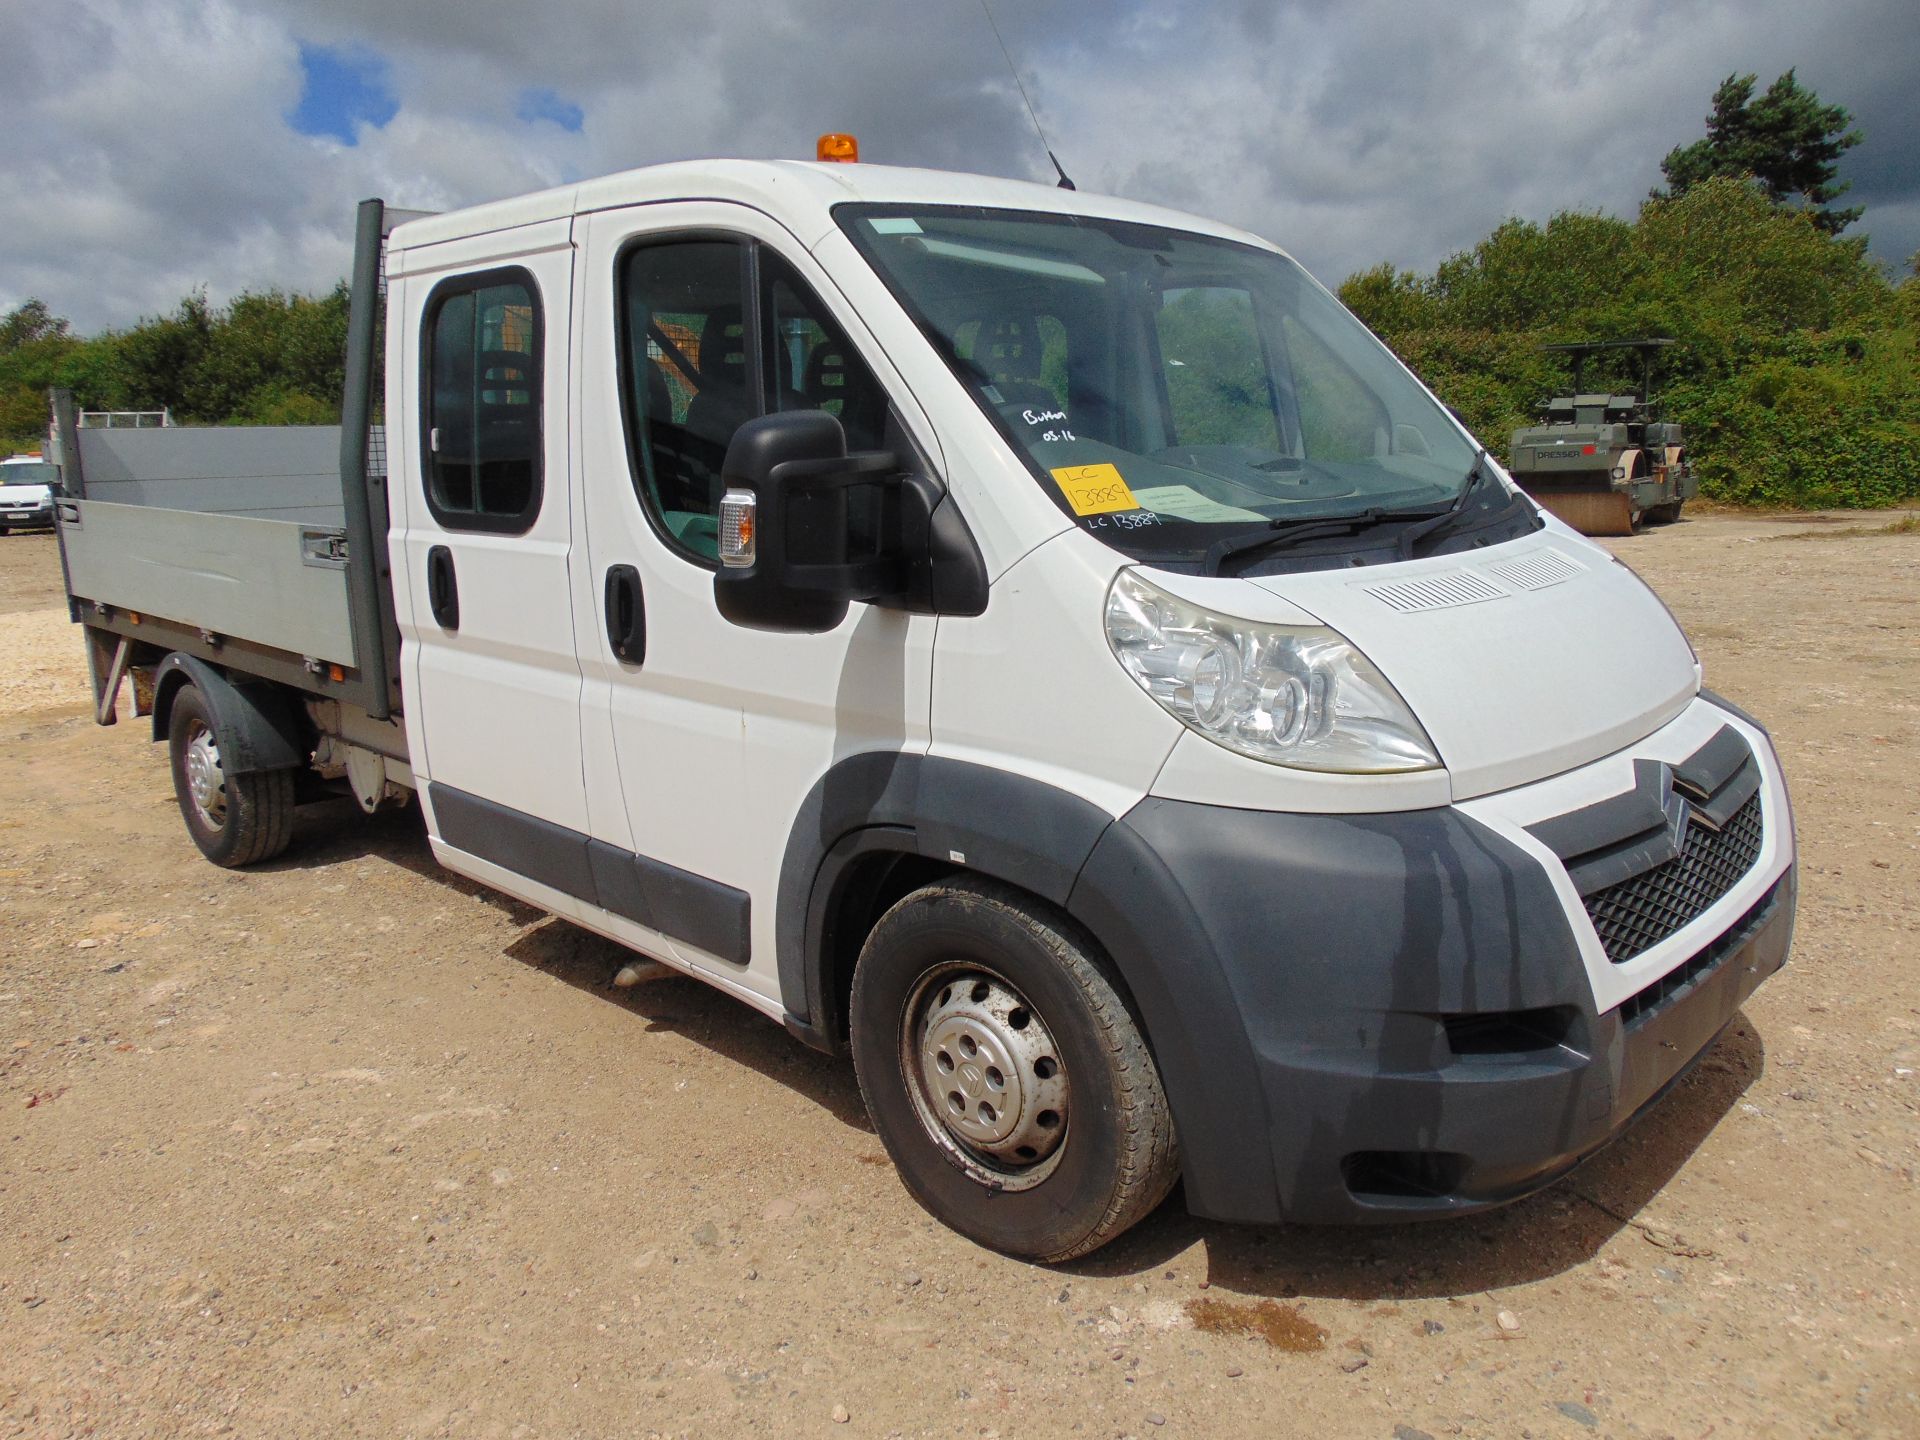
(619, 240, 743, 557)
(619, 240, 891, 562)
(765, 255, 890, 454)
(1156, 286, 1282, 452)
(422, 271, 542, 531)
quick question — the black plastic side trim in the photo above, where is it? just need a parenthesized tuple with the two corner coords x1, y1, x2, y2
(430, 783, 594, 901)
(150, 653, 306, 774)
(428, 783, 750, 963)
(588, 841, 751, 965)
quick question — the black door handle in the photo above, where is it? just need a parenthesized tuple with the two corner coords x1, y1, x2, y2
(427, 545, 460, 630)
(605, 564, 646, 664)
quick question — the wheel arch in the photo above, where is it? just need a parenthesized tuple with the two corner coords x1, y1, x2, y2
(777, 754, 1118, 1054)
(151, 653, 307, 774)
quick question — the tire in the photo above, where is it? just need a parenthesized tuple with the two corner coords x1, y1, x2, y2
(850, 877, 1179, 1263)
(1648, 501, 1685, 524)
(166, 685, 296, 867)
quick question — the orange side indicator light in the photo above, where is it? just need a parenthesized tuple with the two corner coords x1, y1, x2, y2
(817, 133, 859, 163)
(328, 663, 346, 683)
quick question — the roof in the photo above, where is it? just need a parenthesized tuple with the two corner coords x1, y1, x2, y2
(386, 159, 1284, 259)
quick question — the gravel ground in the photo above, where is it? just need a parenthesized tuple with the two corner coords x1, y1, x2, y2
(1, 516, 1916, 1439)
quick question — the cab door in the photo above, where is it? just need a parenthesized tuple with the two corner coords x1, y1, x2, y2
(389, 222, 592, 899)
(570, 203, 938, 1004)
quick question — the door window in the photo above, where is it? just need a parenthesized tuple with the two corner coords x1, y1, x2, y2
(619, 241, 889, 562)
(421, 270, 544, 532)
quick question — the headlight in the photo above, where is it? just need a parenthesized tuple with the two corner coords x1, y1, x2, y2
(1104, 569, 1441, 773)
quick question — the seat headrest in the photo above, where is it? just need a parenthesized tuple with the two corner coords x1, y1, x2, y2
(979, 316, 1044, 384)
(698, 306, 746, 388)
(803, 337, 848, 398)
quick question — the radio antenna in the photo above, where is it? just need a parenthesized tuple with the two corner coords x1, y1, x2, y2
(979, 0, 1075, 189)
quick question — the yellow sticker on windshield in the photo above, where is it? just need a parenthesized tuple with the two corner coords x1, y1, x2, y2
(1050, 463, 1138, 516)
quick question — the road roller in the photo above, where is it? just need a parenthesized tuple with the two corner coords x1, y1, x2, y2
(1508, 339, 1697, 536)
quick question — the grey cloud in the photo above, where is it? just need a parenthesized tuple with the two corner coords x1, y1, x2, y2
(2, 0, 1914, 334)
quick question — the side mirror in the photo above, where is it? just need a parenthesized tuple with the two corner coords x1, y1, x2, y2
(712, 411, 901, 634)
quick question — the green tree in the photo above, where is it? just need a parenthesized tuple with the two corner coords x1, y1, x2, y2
(0, 298, 70, 352)
(0, 299, 80, 448)
(1657, 70, 1863, 234)
(111, 291, 216, 418)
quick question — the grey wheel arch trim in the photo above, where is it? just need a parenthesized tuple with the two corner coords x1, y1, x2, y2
(151, 653, 306, 775)
(776, 752, 1116, 1044)
(775, 753, 1276, 1220)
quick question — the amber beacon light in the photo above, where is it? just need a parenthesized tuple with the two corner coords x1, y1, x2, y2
(816, 133, 859, 162)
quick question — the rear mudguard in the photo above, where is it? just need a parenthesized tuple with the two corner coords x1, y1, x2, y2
(150, 653, 307, 774)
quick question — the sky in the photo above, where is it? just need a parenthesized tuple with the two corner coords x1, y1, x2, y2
(1, 0, 1914, 333)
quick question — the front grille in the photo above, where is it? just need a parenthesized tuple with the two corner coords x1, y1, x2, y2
(1585, 791, 1764, 963)
(1618, 878, 1783, 1027)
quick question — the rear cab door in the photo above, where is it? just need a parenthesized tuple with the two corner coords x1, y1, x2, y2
(387, 220, 593, 903)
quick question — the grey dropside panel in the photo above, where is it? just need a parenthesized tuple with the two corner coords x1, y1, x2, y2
(75, 426, 346, 524)
(61, 499, 357, 665)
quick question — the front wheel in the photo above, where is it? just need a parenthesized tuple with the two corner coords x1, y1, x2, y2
(166, 685, 296, 867)
(850, 878, 1179, 1263)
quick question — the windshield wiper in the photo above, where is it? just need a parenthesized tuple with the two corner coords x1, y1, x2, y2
(1204, 496, 1457, 575)
(1202, 449, 1497, 576)
(1393, 447, 1491, 559)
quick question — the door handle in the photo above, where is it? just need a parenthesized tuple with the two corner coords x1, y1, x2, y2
(427, 545, 460, 630)
(605, 564, 646, 665)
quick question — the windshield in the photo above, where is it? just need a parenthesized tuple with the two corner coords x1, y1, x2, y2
(839, 205, 1488, 568)
(0, 463, 57, 486)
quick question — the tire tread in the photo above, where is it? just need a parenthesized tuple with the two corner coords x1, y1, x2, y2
(168, 687, 297, 868)
(853, 876, 1180, 1263)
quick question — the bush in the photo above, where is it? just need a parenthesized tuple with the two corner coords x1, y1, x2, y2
(1340, 178, 1916, 508)
(0, 285, 349, 450)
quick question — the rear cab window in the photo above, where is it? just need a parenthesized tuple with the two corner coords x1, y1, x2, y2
(420, 270, 543, 532)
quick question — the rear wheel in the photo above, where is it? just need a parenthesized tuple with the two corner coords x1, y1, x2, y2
(166, 686, 296, 867)
(1647, 500, 1685, 524)
(850, 877, 1179, 1263)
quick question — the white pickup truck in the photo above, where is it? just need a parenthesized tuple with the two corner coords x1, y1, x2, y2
(57, 157, 1796, 1262)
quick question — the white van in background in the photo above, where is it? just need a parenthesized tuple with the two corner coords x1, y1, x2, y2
(1, 455, 58, 531)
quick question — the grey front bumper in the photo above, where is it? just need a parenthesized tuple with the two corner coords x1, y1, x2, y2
(1065, 723, 1794, 1227)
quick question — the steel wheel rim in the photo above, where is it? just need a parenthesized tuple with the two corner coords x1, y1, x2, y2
(183, 721, 228, 828)
(900, 964, 1070, 1191)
